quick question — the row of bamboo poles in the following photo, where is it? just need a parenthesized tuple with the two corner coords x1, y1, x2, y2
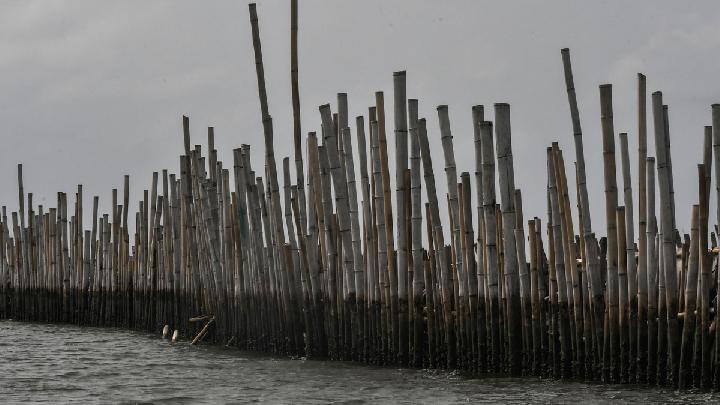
(2, 2, 720, 390)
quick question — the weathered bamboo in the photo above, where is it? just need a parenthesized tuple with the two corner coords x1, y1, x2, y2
(471, 107, 488, 373)
(393, 72, 410, 365)
(514, 189, 531, 372)
(599, 84, 619, 382)
(646, 157, 658, 385)
(480, 121, 501, 372)
(636, 73, 648, 383)
(653, 91, 680, 385)
(418, 117, 454, 368)
(619, 132, 637, 382)
(679, 204, 699, 388)
(561, 49, 604, 369)
(616, 206, 629, 381)
(698, 163, 711, 388)
(712, 103, 720, 390)
(552, 145, 583, 377)
(375, 92, 397, 359)
(548, 147, 571, 377)
(494, 103, 522, 374)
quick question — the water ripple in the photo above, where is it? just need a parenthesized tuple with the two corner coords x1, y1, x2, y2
(0, 320, 716, 404)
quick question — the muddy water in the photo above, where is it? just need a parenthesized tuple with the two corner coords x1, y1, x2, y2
(0, 320, 715, 404)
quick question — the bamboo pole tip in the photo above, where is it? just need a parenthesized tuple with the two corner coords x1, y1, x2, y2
(599, 83, 612, 90)
(561, 47, 570, 54)
(436, 105, 448, 111)
(651, 90, 662, 97)
(494, 102, 510, 108)
(711, 103, 720, 109)
(637, 72, 646, 80)
(393, 70, 406, 77)
(319, 103, 331, 112)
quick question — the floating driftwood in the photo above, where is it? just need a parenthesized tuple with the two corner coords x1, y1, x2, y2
(1, 2, 720, 392)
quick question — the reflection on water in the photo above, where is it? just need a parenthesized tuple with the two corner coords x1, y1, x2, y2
(0, 320, 714, 404)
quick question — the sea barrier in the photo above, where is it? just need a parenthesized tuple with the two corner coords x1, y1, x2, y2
(1, 1, 720, 390)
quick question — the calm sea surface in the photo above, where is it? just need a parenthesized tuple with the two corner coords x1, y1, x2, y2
(0, 320, 716, 404)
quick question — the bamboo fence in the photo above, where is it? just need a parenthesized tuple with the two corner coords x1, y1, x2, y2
(2, 2, 720, 390)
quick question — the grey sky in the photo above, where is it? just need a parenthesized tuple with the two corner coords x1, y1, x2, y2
(0, 0, 718, 239)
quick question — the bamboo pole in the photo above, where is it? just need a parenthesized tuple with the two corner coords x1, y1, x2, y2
(494, 103, 522, 375)
(636, 73, 648, 384)
(418, 117, 454, 368)
(679, 204, 699, 388)
(712, 103, 720, 390)
(548, 147, 571, 377)
(471, 107, 488, 372)
(438, 105, 466, 370)
(552, 145, 584, 377)
(599, 84, 620, 382)
(619, 132, 637, 382)
(561, 50, 604, 367)
(290, 0, 308, 255)
(391, 72, 411, 365)
(646, 157, 659, 385)
(616, 206, 629, 381)
(698, 163, 711, 388)
(409, 108, 424, 367)
(652, 91, 680, 386)
(479, 121, 501, 372)
(514, 189, 531, 373)
(376, 92, 397, 359)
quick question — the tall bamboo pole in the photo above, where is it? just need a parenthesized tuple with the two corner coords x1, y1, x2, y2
(375, 92, 397, 358)
(494, 103, 522, 374)
(636, 73, 648, 383)
(409, 112, 424, 367)
(561, 49, 603, 365)
(619, 132, 637, 381)
(514, 189, 531, 372)
(679, 204, 699, 389)
(548, 147, 571, 377)
(599, 84, 619, 382)
(480, 121, 501, 372)
(652, 91, 679, 385)
(290, 0, 307, 240)
(712, 103, 720, 389)
(418, 117, 454, 368)
(617, 206, 629, 381)
(471, 106, 488, 372)
(646, 157, 659, 385)
(393, 71, 409, 365)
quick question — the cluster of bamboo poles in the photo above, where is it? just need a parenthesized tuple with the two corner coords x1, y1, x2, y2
(3, 1, 720, 390)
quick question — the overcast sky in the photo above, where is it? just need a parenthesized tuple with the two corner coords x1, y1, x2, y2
(0, 0, 719, 240)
